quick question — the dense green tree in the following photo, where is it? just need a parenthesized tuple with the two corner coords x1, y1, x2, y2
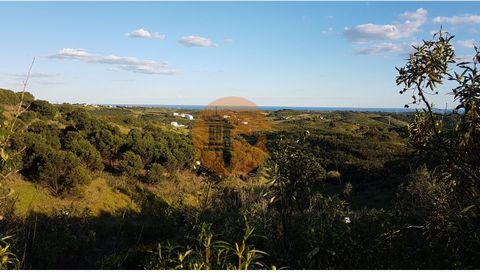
(119, 151, 143, 177)
(163, 133, 195, 169)
(57, 103, 75, 115)
(27, 121, 62, 149)
(0, 88, 34, 105)
(30, 100, 57, 119)
(123, 127, 195, 170)
(65, 109, 99, 133)
(36, 150, 90, 195)
(63, 131, 104, 171)
(126, 129, 157, 165)
(17, 135, 52, 179)
(90, 128, 125, 161)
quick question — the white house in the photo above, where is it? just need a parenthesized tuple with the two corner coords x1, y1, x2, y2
(185, 114, 194, 120)
(173, 112, 179, 116)
(170, 121, 186, 128)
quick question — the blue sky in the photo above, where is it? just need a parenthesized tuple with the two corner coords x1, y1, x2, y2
(1, 2, 479, 107)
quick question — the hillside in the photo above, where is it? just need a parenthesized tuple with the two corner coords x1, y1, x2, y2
(1, 87, 477, 269)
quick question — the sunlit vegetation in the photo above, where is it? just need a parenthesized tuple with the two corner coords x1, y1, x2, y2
(0, 29, 478, 269)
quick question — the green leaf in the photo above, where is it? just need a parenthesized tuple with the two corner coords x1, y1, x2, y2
(461, 205, 475, 214)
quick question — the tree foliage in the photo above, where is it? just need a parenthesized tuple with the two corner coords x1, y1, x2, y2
(37, 150, 91, 195)
(396, 29, 480, 268)
(63, 131, 104, 171)
(119, 151, 143, 177)
(146, 163, 166, 184)
(30, 100, 58, 119)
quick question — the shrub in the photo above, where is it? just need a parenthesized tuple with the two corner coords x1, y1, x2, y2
(18, 135, 52, 179)
(146, 163, 166, 184)
(91, 128, 125, 161)
(27, 121, 62, 149)
(64, 131, 104, 171)
(126, 129, 157, 165)
(119, 151, 143, 177)
(37, 150, 90, 195)
(0, 88, 34, 105)
(30, 100, 58, 119)
(18, 110, 37, 123)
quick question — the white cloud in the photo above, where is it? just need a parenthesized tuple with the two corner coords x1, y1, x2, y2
(7, 72, 58, 79)
(457, 39, 476, 49)
(344, 8, 427, 43)
(354, 43, 406, 55)
(321, 27, 334, 34)
(152, 32, 166, 40)
(433, 14, 480, 25)
(179, 35, 217, 47)
(126, 28, 165, 40)
(5, 72, 63, 86)
(49, 48, 177, 75)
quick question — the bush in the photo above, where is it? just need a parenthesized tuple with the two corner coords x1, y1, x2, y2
(119, 151, 143, 177)
(146, 163, 166, 184)
(126, 129, 157, 165)
(27, 121, 62, 149)
(17, 135, 52, 178)
(37, 150, 90, 195)
(30, 100, 58, 119)
(64, 131, 104, 171)
(0, 88, 34, 105)
(18, 110, 37, 123)
(124, 128, 195, 170)
(91, 128, 125, 161)
(57, 103, 75, 114)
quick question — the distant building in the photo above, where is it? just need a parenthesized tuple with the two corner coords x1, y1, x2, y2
(170, 121, 185, 128)
(173, 112, 194, 120)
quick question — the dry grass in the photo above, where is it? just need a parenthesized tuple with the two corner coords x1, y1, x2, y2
(5, 175, 139, 217)
(143, 170, 206, 209)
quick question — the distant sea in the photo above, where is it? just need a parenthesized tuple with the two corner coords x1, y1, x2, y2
(107, 104, 424, 113)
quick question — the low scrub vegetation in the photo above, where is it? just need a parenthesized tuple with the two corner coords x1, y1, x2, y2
(0, 29, 478, 269)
